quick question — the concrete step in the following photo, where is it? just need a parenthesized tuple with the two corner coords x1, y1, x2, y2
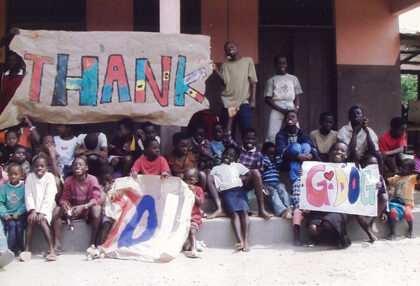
(29, 208, 420, 252)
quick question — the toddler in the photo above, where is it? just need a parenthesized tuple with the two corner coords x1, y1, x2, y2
(183, 167, 205, 258)
(0, 163, 25, 255)
(387, 158, 418, 239)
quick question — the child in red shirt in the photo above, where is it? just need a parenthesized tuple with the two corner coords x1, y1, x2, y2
(52, 156, 102, 251)
(379, 117, 406, 174)
(130, 138, 170, 178)
(183, 167, 204, 258)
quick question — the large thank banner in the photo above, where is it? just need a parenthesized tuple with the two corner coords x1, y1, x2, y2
(0, 30, 211, 128)
(100, 175, 194, 262)
(299, 161, 380, 216)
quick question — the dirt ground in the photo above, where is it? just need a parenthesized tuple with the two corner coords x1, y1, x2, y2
(1, 237, 420, 286)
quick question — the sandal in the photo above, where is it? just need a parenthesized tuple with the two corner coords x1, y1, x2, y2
(234, 242, 244, 250)
(19, 251, 32, 262)
(186, 250, 200, 258)
(45, 253, 58, 261)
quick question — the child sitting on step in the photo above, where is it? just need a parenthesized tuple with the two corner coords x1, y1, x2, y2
(20, 156, 57, 261)
(207, 146, 251, 252)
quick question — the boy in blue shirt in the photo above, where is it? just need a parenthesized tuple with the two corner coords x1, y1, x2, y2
(261, 142, 292, 218)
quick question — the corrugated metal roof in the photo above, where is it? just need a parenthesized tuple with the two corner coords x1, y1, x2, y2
(401, 33, 420, 72)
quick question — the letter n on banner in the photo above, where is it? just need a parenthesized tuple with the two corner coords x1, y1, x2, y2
(135, 57, 171, 106)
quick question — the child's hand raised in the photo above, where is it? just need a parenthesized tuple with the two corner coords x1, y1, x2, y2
(136, 128, 146, 141)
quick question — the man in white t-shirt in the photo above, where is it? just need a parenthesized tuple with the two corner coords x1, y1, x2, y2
(74, 133, 108, 176)
(265, 55, 303, 143)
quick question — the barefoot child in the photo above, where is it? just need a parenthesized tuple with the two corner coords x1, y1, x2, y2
(183, 167, 205, 258)
(261, 142, 292, 217)
(387, 158, 418, 239)
(0, 163, 25, 255)
(356, 155, 388, 243)
(130, 138, 170, 178)
(222, 107, 272, 220)
(208, 146, 251, 251)
(52, 156, 102, 251)
(20, 156, 57, 261)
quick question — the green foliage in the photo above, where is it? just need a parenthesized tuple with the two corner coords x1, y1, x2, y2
(401, 74, 418, 108)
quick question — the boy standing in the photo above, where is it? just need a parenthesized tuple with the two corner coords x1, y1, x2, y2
(379, 117, 407, 174)
(310, 112, 338, 162)
(213, 41, 258, 136)
(265, 55, 303, 142)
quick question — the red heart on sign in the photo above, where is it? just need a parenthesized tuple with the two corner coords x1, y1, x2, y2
(324, 171, 334, 181)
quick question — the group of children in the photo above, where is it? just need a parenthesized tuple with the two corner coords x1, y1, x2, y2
(0, 34, 418, 267)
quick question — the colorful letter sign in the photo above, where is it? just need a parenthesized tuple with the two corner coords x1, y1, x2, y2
(101, 175, 194, 262)
(299, 162, 380, 216)
(0, 30, 211, 128)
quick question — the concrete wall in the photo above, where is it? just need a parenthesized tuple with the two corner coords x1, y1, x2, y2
(86, 0, 133, 31)
(201, 0, 258, 64)
(335, 0, 401, 136)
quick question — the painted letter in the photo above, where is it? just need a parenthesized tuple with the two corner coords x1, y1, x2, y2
(175, 55, 204, 106)
(360, 170, 376, 205)
(348, 167, 360, 204)
(118, 195, 158, 248)
(306, 165, 330, 207)
(333, 167, 349, 207)
(52, 54, 99, 106)
(24, 54, 54, 102)
(135, 56, 171, 106)
(101, 55, 131, 103)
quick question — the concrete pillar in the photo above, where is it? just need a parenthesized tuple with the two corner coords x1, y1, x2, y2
(159, 0, 181, 154)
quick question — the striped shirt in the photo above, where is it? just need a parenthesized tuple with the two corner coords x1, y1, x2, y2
(262, 155, 282, 184)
